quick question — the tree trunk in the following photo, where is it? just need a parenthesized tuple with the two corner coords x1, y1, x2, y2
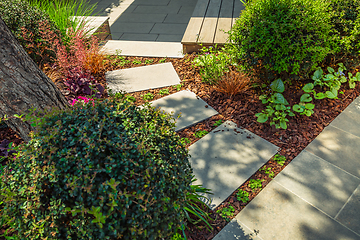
(0, 17, 69, 142)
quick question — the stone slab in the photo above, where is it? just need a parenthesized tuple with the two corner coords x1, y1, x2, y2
(149, 90, 218, 131)
(213, 218, 263, 240)
(275, 150, 360, 218)
(235, 181, 360, 240)
(189, 121, 279, 209)
(335, 184, 360, 235)
(110, 22, 155, 34)
(330, 97, 360, 138)
(116, 13, 167, 23)
(133, 5, 182, 14)
(305, 125, 360, 179)
(156, 34, 183, 42)
(106, 62, 181, 93)
(119, 33, 159, 41)
(164, 13, 194, 24)
(150, 23, 188, 35)
(101, 40, 184, 58)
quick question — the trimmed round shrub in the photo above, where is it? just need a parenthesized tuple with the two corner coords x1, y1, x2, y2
(1, 94, 193, 239)
(329, 0, 360, 57)
(228, 0, 335, 80)
(0, 0, 61, 66)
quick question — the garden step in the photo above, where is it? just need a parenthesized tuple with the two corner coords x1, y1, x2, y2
(230, 180, 360, 240)
(105, 62, 181, 93)
(188, 120, 279, 209)
(149, 90, 218, 131)
(101, 40, 184, 58)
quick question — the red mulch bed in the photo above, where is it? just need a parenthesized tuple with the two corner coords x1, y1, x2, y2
(1, 53, 360, 240)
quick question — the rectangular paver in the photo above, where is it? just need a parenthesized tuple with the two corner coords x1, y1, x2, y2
(213, 218, 262, 240)
(149, 90, 218, 131)
(106, 62, 181, 93)
(110, 22, 154, 34)
(119, 33, 159, 41)
(189, 121, 279, 209)
(275, 150, 360, 218)
(101, 40, 184, 58)
(150, 23, 188, 35)
(133, 5, 181, 14)
(116, 13, 167, 23)
(156, 34, 183, 42)
(335, 184, 360, 235)
(305, 125, 360, 179)
(235, 181, 360, 240)
(330, 96, 360, 138)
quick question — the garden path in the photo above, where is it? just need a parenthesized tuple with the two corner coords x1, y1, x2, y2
(106, 61, 360, 239)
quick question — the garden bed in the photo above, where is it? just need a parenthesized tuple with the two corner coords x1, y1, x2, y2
(2, 53, 360, 240)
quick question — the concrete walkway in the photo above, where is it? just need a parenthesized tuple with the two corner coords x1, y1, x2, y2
(90, 0, 196, 42)
(214, 97, 360, 240)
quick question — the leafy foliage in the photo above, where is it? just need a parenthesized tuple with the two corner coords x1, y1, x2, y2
(228, 0, 336, 80)
(273, 154, 286, 166)
(64, 67, 104, 100)
(329, 0, 360, 58)
(255, 79, 295, 129)
(0, 0, 62, 66)
(236, 189, 249, 203)
(1, 93, 193, 239)
(216, 206, 235, 222)
(193, 46, 231, 84)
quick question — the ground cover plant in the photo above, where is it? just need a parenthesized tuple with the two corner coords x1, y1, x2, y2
(2, 0, 360, 239)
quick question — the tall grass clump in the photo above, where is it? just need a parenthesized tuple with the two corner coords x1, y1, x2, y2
(27, 0, 97, 45)
(228, 0, 336, 82)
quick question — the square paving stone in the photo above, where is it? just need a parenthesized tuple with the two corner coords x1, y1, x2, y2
(101, 40, 184, 58)
(189, 121, 279, 209)
(274, 150, 360, 218)
(330, 97, 360, 138)
(213, 218, 262, 240)
(149, 90, 218, 131)
(116, 13, 167, 23)
(106, 62, 180, 93)
(110, 22, 154, 33)
(336, 184, 360, 235)
(150, 23, 188, 35)
(236, 181, 360, 240)
(305, 125, 360, 179)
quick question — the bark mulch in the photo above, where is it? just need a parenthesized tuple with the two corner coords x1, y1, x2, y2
(1, 53, 360, 240)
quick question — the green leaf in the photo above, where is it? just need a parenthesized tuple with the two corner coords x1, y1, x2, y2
(300, 93, 312, 102)
(275, 104, 286, 111)
(349, 80, 356, 89)
(312, 68, 323, 80)
(325, 90, 337, 99)
(273, 93, 288, 105)
(304, 109, 313, 117)
(255, 113, 268, 123)
(259, 95, 268, 104)
(305, 103, 315, 110)
(340, 76, 347, 83)
(327, 67, 335, 73)
(279, 120, 287, 130)
(302, 83, 314, 93)
(270, 79, 285, 93)
(356, 72, 360, 81)
(314, 92, 326, 99)
(293, 104, 304, 112)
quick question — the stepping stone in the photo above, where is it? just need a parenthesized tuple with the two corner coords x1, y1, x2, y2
(188, 121, 279, 209)
(106, 62, 180, 93)
(71, 16, 112, 41)
(305, 125, 360, 179)
(234, 181, 360, 240)
(274, 150, 360, 218)
(149, 90, 218, 131)
(101, 40, 184, 58)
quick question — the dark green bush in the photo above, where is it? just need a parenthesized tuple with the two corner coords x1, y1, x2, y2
(329, 0, 360, 57)
(1, 94, 193, 239)
(0, 0, 61, 66)
(228, 0, 336, 81)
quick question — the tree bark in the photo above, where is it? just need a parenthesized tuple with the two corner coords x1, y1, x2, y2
(0, 17, 69, 142)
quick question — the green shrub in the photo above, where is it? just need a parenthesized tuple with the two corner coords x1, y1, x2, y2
(329, 0, 360, 58)
(0, 0, 61, 66)
(228, 0, 335, 81)
(1, 94, 193, 239)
